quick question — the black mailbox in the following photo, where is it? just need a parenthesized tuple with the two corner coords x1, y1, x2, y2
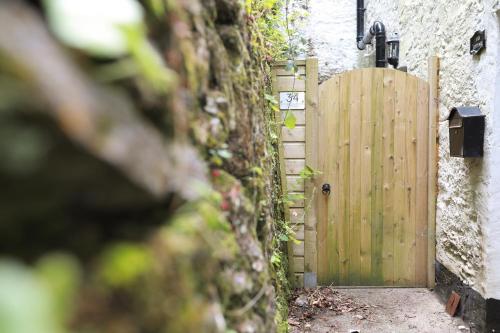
(447, 107, 485, 157)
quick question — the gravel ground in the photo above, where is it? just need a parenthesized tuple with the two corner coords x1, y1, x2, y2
(289, 288, 470, 333)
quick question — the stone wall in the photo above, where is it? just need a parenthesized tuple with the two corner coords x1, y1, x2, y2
(0, 1, 288, 332)
(304, 0, 500, 301)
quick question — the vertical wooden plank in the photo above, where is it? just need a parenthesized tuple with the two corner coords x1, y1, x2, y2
(382, 69, 395, 285)
(317, 77, 340, 284)
(371, 68, 385, 284)
(327, 76, 341, 284)
(316, 82, 328, 284)
(349, 70, 362, 285)
(393, 70, 407, 286)
(415, 79, 430, 286)
(338, 72, 351, 285)
(403, 76, 418, 286)
(427, 56, 440, 288)
(304, 58, 319, 287)
(360, 69, 373, 284)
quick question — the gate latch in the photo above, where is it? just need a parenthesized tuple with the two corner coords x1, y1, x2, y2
(322, 183, 331, 196)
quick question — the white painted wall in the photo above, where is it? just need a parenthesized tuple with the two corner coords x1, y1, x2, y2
(305, 0, 358, 82)
(304, 0, 500, 298)
(484, 5, 500, 300)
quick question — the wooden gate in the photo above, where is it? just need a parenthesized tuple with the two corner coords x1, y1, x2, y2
(315, 68, 435, 287)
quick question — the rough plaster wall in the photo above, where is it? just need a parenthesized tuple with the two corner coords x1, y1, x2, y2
(485, 6, 500, 300)
(305, 0, 358, 81)
(305, 0, 500, 297)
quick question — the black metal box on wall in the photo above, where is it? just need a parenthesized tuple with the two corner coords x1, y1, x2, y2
(447, 107, 485, 157)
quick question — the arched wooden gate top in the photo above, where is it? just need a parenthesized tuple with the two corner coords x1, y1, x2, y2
(319, 68, 429, 90)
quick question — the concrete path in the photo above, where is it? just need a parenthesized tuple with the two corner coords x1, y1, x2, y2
(289, 288, 470, 333)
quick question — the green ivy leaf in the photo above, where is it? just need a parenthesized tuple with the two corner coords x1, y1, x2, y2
(0, 260, 65, 333)
(43, 0, 144, 57)
(250, 166, 263, 176)
(265, 94, 278, 105)
(288, 193, 305, 200)
(99, 243, 152, 287)
(283, 193, 305, 205)
(283, 111, 296, 129)
(35, 254, 81, 326)
(217, 149, 233, 159)
(271, 253, 281, 265)
(120, 24, 177, 93)
(144, 0, 166, 17)
(299, 165, 321, 179)
(278, 234, 289, 242)
(299, 165, 313, 179)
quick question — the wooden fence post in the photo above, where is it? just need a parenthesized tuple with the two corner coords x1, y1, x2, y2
(427, 56, 440, 289)
(304, 58, 319, 288)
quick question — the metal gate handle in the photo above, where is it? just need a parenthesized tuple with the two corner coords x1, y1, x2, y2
(322, 183, 331, 195)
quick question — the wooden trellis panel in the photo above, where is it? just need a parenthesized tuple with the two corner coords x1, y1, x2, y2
(272, 59, 318, 287)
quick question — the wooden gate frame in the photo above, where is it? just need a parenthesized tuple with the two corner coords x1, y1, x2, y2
(427, 57, 439, 288)
(272, 57, 439, 288)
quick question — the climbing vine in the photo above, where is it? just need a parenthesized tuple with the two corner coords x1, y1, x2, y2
(245, 0, 286, 61)
(245, 2, 302, 332)
(244, 1, 315, 332)
(245, 0, 308, 62)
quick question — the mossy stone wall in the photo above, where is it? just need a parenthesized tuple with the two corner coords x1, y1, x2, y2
(0, 0, 288, 332)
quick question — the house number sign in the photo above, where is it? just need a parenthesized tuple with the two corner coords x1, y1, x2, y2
(279, 92, 305, 110)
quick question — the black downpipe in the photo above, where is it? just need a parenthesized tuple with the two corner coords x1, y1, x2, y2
(373, 22, 386, 68)
(356, 0, 387, 68)
(356, 0, 365, 44)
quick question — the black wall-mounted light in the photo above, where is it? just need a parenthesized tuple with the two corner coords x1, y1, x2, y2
(387, 32, 400, 68)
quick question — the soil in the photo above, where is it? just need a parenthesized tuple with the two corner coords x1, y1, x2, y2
(288, 287, 470, 333)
